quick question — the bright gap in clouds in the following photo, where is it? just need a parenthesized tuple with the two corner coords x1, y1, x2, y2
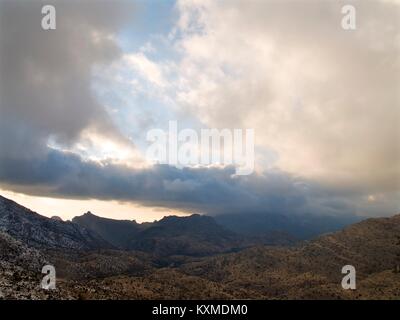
(0, 189, 189, 223)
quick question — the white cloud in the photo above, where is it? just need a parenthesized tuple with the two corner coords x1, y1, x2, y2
(160, 0, 400, 195)
(123, 53, 168, 88)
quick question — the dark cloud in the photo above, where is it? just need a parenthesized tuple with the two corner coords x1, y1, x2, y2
(0, 148, 362, 217)
(0, 0, 135, 158)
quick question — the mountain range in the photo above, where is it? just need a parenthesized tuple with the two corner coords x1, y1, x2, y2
(0, 194, 399, 299)
(72, 212, 243, 256)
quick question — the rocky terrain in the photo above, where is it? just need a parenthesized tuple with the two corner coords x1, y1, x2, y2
(0, 231, 74, 299)
(55, 216, 400, 300)
(0, 195, 110, 250)
(0, 194, 399, 300)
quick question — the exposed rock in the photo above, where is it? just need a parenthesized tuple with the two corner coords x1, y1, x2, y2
(0, 195, 112, 250)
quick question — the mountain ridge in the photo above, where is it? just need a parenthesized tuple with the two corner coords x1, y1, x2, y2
(73, 212, 246, 256)
(0, 195, 111, 251)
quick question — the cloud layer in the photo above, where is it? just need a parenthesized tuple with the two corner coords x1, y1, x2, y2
(0, 148, 365, 216)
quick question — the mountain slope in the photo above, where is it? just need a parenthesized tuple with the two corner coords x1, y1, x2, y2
(128, 214, 244, 256)
(179, 214, 400, 299)
(73, 212, 246, 256)
(72, 212, 141, 249)
(0, 231, 72, 299)
(54, 214, 400, 299)
(0, 195, 111, 250)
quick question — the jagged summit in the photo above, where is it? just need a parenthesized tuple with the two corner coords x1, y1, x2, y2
(72, 210, 243, 255)
(72, 212, 141, 249)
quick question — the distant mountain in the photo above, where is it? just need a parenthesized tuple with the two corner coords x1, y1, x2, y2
(0, 195, 111, 250)
(0, 193, 361, 256)
(73, 212, 245, 256)
(215, 212, 362, 239)
(72, 212, 141, 249)
(128, 214, 244, 256)
(0, 194, 292, 257)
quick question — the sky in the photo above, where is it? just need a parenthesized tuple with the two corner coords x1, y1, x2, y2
(0, 0, 399, 221)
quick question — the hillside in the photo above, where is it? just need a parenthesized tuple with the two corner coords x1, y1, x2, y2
(72, 212, 294, 255)
(178, 215, 400, 299)
(127, 214, 244, 256)
(0, 231, 72, 299)
(72, 212, 141, 249)
(58, 214, 400, 299)
(0, 195, 111, 250)
(0, 194, 399, 299)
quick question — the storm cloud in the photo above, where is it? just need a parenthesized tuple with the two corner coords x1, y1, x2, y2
(0, 148, 366, 217)
(0, 0, 135, 158)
